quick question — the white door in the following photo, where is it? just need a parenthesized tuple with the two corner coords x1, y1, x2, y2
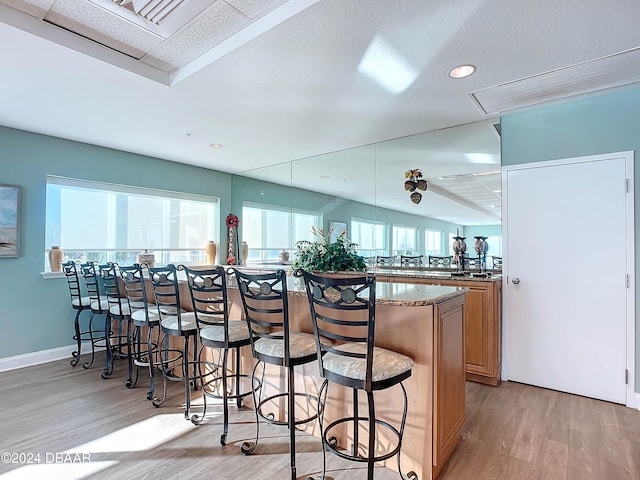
(504, 152, 633, 404)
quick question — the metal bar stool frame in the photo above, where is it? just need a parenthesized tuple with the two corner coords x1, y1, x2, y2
(301, 271, 417, 480)
(180, 265, 258, 445)
(62, 260, 103, 369)
(234, 268, 320, 480)
(79, 261, 111, 376)
(119, 263, 167, 400)
(99, 262, 134, 384)
(400, 255, 423, 267)
(148, 264, 197, 418)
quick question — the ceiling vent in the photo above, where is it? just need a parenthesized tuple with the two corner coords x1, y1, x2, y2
(111, 0, 185, 25)
(469, 47, 640, 115)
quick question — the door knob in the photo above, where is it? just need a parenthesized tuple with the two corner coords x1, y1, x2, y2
(512, 277, 520, 284)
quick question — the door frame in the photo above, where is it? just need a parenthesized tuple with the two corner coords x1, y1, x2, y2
(501, 151, 636, 408)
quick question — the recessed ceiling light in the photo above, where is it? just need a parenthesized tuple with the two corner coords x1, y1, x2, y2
(320, 175, 330, 179)
(209, 143, 223, 149)
(449, 64, 476, 79)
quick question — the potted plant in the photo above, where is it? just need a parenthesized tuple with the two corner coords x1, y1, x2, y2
(292, 226, 367, 273)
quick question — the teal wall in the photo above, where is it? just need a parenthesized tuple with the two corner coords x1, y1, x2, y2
(0, 126, 232, 359)
(463, 225, 501, 239)
(501, 87, 640, 393)
(0, 126, 462, 361)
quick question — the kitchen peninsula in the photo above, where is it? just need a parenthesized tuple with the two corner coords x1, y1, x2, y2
(241, 265, 503, 386)
(177, 273, 468, 480)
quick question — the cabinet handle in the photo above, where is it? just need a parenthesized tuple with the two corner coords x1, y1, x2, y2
(511, 277, 520, 284)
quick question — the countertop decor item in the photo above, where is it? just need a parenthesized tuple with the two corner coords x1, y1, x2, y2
(292, 226, 367, 273)
(452, 229, 467, 272)
(48, 246, 63, 272)
(137, 249, 155, 267)
(242, 241, 249, 265)
(226, 213, 240, 265)
(205, 240, 217, 264)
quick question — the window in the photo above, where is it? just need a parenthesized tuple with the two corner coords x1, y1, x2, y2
(392, 225, 417, 256)
(242, 203, 322, 263)
(486, 235, 502, 256)
(45, 176, 219, 270)
(424, 229, 443, 256)
(350, 219, 388, 257)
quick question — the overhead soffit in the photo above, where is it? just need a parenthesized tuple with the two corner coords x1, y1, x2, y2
(470, 47, 640, 115)
(0, 0, 319, 85)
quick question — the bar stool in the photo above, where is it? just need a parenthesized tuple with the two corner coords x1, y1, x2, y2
(99, 263, 134, 383)
(181, 265, 257, 445)
(234, 268, 321, 480)
(301, 271, 417, 480)
(148, 264, 198, 418)
(428, 255, 452, 268)
(119, 263, 162, 400)
(376, 256, 395, 267)
(79, 262, 111, 375)
(62, 260, 97, 368)
(400, 255, 423, 267)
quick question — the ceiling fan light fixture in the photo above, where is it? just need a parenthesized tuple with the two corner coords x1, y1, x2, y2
(449, 64, 476, 79)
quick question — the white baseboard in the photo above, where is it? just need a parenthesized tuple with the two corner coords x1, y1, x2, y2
(633, 393, 640, 411)
(0, 343, 102, 373)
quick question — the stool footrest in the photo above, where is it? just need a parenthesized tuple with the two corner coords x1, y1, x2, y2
(323, 416, 402, 463)
(257, 392, 319, 427)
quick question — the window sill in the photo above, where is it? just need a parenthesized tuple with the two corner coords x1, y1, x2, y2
(41, 271, 64, 279)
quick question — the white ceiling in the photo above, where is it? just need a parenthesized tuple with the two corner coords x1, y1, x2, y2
(1, 0, 640, 225)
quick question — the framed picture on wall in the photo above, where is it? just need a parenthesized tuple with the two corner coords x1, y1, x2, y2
(0, 184, 21, 258)
(328, 221, 347, 243)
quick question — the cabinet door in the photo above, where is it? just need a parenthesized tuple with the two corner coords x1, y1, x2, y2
(432, 295, 466, 478)
(464, 286, 491, 377)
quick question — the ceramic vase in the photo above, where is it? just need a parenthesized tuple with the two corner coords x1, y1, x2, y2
(242, 241, 249, 265)
(48, 246, 63, 272)
(205, 241, 217, 264)
(137, 249, 155, 267)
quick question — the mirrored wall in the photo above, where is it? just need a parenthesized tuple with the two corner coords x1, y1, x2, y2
(231, 119, 501, 265)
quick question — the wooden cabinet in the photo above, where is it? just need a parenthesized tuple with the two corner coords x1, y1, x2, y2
(386, 276, 502, 386)
(432, 294, 466, 478)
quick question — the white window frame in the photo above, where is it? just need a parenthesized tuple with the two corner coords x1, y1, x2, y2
(45, 176, 220, 271)
(391, 224, 418, 256)
(350, 218, 389, 258)
(242, 202, 322, 263)
(424, 229, 444, 256)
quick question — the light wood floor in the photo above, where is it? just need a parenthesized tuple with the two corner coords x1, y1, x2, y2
(0, 356, 638, 480)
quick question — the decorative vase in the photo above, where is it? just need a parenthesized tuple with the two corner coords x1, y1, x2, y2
(279, 249, 290, 263)
(137, 249, 155, 267)
(205, 241, 217, 264)
(242, 241, 249, 265)
(48, 246, 63, 272)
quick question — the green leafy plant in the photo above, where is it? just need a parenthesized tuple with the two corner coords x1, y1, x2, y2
(292, 226, 367, 272)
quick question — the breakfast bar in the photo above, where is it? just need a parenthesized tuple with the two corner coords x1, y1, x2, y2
(213, 276, 469, 480)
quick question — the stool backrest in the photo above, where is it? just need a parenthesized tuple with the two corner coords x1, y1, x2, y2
(119, 263, 150, 318)
(400, 255, 423, 267)
(301, 271, 376, 389)
(148, 264, 185, 333)
(61, 261, 83, 308)
(181, 265, 228, 333)
(99, 263, 126, 316)
(376, 256, 395, 267)
(428, 255, 451, 268)
(234, 269, 289, 363)
(492, 256, 502, 270)
(80, 261, 104, 313)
